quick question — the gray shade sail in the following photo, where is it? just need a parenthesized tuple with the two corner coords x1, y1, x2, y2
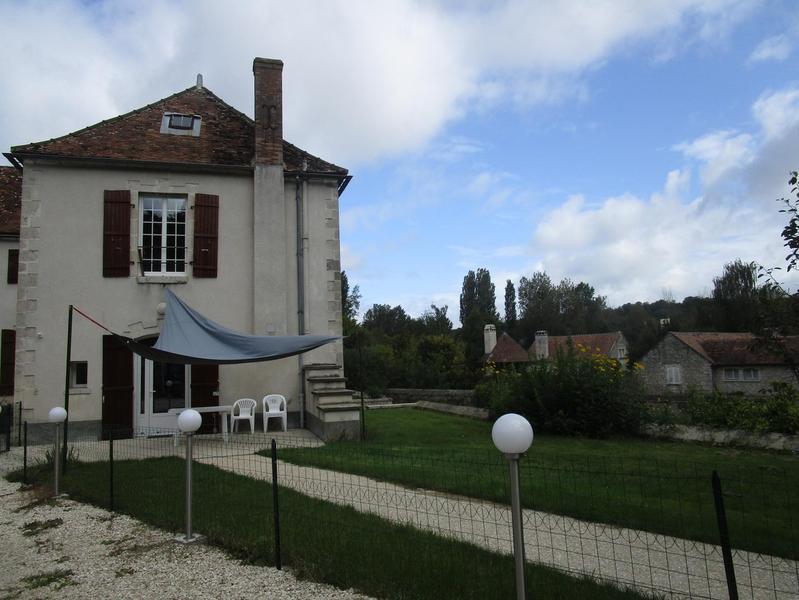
(116, 289, 339, 365)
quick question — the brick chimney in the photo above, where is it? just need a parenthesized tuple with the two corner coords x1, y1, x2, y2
(253, 58, 283, 166)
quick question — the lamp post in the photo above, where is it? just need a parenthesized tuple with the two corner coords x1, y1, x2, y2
(176, 409, 202, 544)
(492, 413, 534, 600)
(48, 407, 67, 497)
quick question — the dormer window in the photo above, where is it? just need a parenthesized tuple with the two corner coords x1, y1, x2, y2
(169, 114, 195, 130)
(160, 112, 202, 137)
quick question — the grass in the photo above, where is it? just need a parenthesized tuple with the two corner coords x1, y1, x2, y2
(274, 408, 799, 559)
(11, 458, 649, 600)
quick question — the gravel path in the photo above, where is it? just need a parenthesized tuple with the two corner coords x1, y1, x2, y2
(0, 449, 374, 600)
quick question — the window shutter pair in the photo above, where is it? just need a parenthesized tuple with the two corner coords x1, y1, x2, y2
(102, 191, 219, 278)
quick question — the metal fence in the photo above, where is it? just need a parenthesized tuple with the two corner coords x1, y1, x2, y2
(13, 426, 799, 600)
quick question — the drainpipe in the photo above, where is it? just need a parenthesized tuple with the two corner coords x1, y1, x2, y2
(295, 172, 306, 428)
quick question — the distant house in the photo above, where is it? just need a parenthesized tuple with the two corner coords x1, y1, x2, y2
(638, 332, 799, 396)
(530, 330, 629, 362)
(483, 325, 529, 365)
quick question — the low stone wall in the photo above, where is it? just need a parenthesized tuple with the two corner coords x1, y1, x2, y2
(645, 424, 799, 452)
(386, 388, 477, 407)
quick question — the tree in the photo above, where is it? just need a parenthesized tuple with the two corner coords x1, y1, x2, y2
(340, 270, 361, 336)
(418, 304, 452, 335)
(504, 280, 517, 327)
(362, 304, 411, 338)
(779, 170, 799, 272)
(459, 270, 477, 325)
(712, 259, 761, 331)
(475, 268, 498, 320)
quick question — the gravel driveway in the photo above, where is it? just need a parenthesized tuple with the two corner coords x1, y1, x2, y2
(0, 450, 374, 600)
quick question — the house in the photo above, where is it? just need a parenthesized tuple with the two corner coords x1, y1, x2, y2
(2, 58, 358, 441)
(638, 331, 799, 396)
(530, 330, 629, 362)
(0, 167, 20, 400)
(483, 325, 529, 365)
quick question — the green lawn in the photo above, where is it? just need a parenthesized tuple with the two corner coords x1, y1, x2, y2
(276, 408, 799, 559)
(11, 458, 649, 600)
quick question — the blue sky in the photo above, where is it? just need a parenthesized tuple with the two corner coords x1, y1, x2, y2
(2, 1, 798, 322)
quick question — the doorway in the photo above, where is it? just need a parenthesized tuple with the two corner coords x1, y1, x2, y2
(134, 339, 191, 434)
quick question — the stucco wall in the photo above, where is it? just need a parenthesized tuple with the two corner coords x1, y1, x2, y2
(15, 161, 343, 425)
(639, 334, 713, 396)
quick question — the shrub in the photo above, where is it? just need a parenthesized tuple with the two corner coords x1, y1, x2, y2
(482, 344, 645, 437)
(685, 383, 799, 435)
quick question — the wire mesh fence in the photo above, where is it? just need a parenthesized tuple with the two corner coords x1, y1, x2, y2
(10, 425, 799, 600)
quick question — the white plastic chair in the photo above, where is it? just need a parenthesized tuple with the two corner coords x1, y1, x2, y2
(230, 398, 256, 434)
(263, 394, 287, 432)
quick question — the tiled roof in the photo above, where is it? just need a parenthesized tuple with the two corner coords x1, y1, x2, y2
(487, 333, 530, 363)
(10, 86, 347, 176)
(671, 332, 799, 366)
(0, 167, 21, 236)
(545, 332, 622, 357)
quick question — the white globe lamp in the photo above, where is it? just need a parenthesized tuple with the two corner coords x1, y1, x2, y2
(491, 413, 533, 456)
(48, 406, 68, 423)
(177, 409, 202, 434)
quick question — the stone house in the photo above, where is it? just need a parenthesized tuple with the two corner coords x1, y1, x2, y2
(638, 331, 798, 396)
(530, 330, 629, 362)
(1, 58, 358, 440)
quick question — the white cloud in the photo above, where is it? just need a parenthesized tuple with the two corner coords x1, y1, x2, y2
(752, 87, 799, 140)
(748, 34, 792, 63)
(0, 0, 759, 167)
(674, 130, 754, 186)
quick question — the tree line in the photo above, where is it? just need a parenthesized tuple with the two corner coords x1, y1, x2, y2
(342, 172, 799, 394)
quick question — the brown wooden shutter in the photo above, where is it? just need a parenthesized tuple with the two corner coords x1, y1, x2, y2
(103, 190, 131, 277)
(193, 193, 219, 278)
(6, 249, 18, 284)
(0, 329, 15, 396)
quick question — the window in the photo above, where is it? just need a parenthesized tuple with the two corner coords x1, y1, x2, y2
(617, 346, 627, 360)
(665, 364, 682, 385)
(139, 195, 186, 276)
(723, 367, 760, 381)
(168, 114, 195, 130)
(160, 113, 202, 136)
(0, 329, 14, 396)
(6, 249, 18, 284)
(70, 361, 88, 388)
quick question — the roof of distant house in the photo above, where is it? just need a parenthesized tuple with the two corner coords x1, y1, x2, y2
(0, 167, 21, 236)
(486, 332, 530, 363)
(8, 86, 347, 176)
(670, 331, 799, 366)
(537, 331, 625, 357)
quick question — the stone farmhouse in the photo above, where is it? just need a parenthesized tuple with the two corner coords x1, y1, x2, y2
(1, 58, 358, 441)
(639, 331, 799, 396)
(482, 326, 629, 365)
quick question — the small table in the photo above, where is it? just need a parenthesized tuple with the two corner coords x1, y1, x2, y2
(168, 405, 233, 445)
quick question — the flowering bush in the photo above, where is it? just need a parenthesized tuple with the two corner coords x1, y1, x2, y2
(477, 342, 645, 437)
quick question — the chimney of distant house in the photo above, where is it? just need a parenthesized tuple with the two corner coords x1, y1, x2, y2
(196, 74, 203, 89)
(253, 58, 284, 166)
(534, 330, 549, 360)
(484, 324, 497, 355)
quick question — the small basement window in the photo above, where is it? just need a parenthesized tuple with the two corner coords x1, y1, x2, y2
(70, 361, 88, 388)
(160, 113, 202, 137)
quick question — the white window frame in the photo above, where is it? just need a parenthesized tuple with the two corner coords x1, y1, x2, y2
(69, 361, 88, 388)
(617, 346, 627, 360)
(724, 367, 760, 382)
(139, 194, 187, 277)
(665, 364, 682, 385)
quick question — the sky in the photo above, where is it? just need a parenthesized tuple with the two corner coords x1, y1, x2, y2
(2, 0, 798, 323)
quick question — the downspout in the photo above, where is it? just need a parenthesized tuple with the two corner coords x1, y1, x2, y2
(295, 171, 306, 428)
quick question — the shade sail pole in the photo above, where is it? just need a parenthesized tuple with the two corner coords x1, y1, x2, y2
(62, 304, 73, 472)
